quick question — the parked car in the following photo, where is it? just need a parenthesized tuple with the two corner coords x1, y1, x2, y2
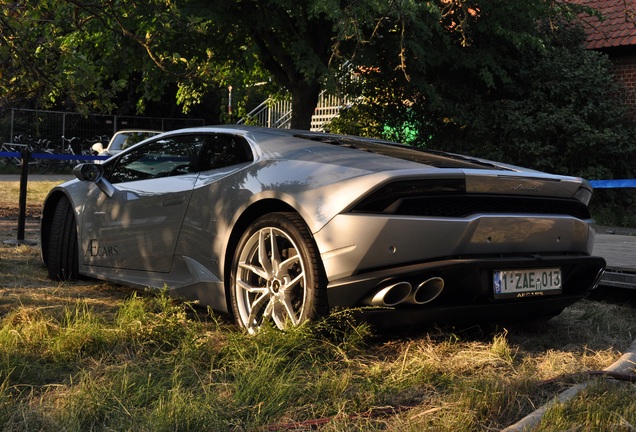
(41, 126, 606, 333)
(91, 129, 161, 156)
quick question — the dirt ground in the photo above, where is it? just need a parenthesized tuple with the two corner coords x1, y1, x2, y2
(0, 174, 72, 242)
(0, 203, 41, 243)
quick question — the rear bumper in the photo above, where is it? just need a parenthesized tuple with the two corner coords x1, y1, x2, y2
(326, 254, 606, 318)
(316, 214, 595, 282)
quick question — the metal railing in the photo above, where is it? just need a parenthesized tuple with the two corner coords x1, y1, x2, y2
(238, 91, 349, 131)
(238, 98, 293, 129)
(310, 93, 349, 131)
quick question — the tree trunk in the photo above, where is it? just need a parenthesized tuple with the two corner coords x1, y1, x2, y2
(289, 80, 321, 130)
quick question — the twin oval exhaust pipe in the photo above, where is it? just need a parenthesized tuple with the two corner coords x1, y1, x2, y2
(364, 277, 445, 307)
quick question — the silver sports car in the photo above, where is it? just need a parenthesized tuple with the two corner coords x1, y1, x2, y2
(40, 126, 606, 332)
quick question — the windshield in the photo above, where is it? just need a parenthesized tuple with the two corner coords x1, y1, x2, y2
(110, 131, 160, 151)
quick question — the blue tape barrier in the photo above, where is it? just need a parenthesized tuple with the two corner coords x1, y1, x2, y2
(1, 149, 110, 245)
(589, 179, 636, 189)
(0, 151, 109, 162)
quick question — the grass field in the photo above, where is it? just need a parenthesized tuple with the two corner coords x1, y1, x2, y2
(0, 180, 634, 431)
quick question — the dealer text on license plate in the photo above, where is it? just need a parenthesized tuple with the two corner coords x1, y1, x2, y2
(493, 268, 562, 298)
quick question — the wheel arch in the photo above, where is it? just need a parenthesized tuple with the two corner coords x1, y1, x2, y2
(222, 199, 300, 312)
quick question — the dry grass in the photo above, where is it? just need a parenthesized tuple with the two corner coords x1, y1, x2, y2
(0, 179, 634, 431)
(0, 180, 131, 320)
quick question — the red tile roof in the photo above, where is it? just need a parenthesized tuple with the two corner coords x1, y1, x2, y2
(573, 0, 636, 49)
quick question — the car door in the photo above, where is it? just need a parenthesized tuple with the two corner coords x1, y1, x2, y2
(81, 134, 203, 273)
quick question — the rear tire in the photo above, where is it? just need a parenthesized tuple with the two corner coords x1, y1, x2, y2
(46, 196, 79, 281)
(230, 213, 328, 333)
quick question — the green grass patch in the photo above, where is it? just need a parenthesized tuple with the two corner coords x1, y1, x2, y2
(537, 379, 636, 432)
(0, 268, 634, 430)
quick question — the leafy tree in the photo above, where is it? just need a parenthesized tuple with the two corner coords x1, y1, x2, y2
(0, 0, 207, 116)
(1, 0, 141, 113)
(2, 0, 349, 128)
(4, 0, 635, 153)
(7, 1, 532, 129)
(466, 25, 636, 180)
(329, 0, 636, 181)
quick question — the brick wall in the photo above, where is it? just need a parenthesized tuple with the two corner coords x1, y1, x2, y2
(611, 54, 636, 119)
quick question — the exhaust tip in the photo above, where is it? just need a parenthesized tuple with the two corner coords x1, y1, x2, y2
(591, 268, 605, 290)
(407, 277, 445, 305)
(364, 282, 412, 307)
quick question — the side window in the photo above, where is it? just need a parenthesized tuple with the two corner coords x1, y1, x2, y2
(107, 135, 202, 183)
(194, 134, 253, 172)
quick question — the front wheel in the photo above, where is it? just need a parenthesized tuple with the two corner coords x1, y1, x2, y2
(230, 213, 328, 333)
(46, 195, 79, 281)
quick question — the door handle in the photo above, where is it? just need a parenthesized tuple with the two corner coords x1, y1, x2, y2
(161, 196, 186, 207)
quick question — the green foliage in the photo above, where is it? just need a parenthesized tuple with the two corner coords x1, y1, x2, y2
(3, 0, 636, 183)
(2, 0, 344, 126)
(455, 25, 636, 181)
(0, 0, 142, 113)
(0, 289, 375, 429)
(329, 1, 636, 183)
(589, 190, 636, 227)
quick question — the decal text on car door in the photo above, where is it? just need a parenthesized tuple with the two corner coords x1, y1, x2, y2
(84, 239, 119, 257)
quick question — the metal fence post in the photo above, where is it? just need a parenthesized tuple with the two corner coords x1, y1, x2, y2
(4, 148, 37, 246)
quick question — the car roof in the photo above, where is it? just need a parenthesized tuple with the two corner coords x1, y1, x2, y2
(151, 125, 511, 171)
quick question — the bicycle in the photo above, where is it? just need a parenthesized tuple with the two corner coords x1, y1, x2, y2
(60, 136, 89, 168)
(1, 136, 54, 174)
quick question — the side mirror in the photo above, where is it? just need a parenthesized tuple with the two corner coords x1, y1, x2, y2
(73, 163, 115, 197)
(91, 142, 105, 154)
(73, 163, 104, 182)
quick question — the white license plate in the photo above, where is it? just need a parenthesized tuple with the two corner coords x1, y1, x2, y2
(493, 268, 562, 298)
